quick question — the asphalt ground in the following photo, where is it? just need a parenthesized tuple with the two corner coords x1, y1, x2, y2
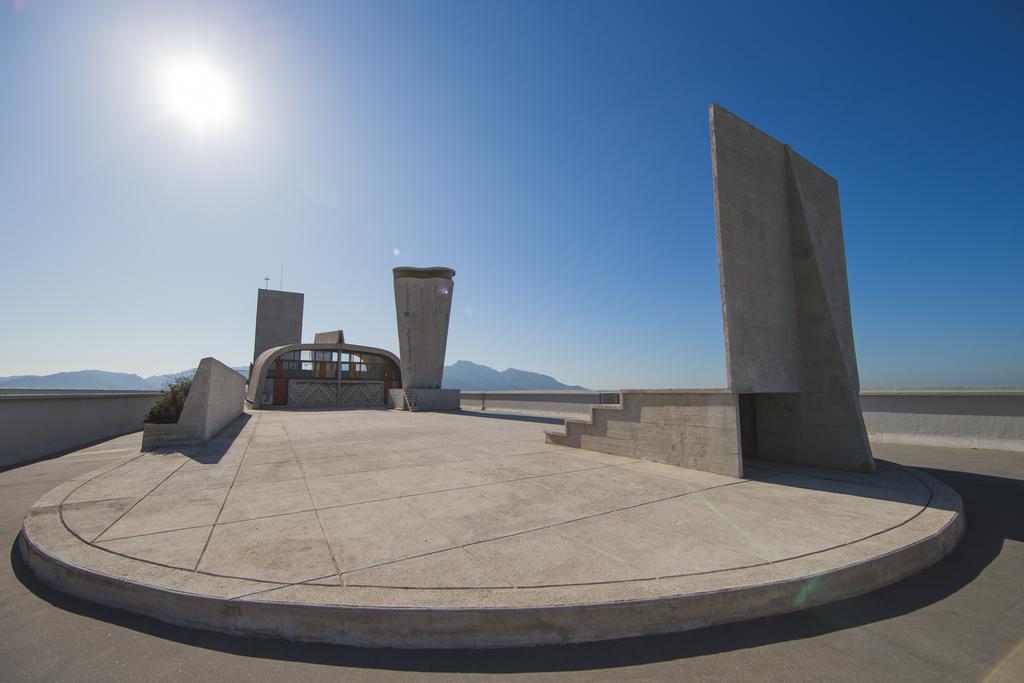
(1, 427, 1021, 682)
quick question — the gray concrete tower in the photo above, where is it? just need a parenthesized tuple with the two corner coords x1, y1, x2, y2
(253, 289, 304, 363)
(392, 267, 455, 389)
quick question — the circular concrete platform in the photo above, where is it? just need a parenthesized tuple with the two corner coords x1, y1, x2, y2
(20, 411, 964, 648)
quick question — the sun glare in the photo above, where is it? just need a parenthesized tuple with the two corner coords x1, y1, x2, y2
(157, 54, 238, 136)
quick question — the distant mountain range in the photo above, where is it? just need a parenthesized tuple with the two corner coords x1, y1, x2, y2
(0, 367, 248, 391)
(442, 360, 585, 391)
(0, 360, 583, 392)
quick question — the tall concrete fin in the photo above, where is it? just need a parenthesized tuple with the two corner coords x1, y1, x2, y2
(786, 149, 860, 387)
(711, 103, 874, 473)
(752, 148, 874, 472)
(710, 105, 801, 393)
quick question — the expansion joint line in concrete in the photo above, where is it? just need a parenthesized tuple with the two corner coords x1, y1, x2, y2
(311, 462, 616, 516)
(284, 444, 567, 478)
(64, 450, 192, 546)
(46, 414, 943, 598)
(69, 458, 942, 592)
(341, 466, 945, 591)
(193, 412, 262, 572)
(280, 417, 344, 584)
(227, 575, 341, 602)
(53, 451, 151, 542)
(333, 478, 756, 587)
(79, 461, 619, 547)
(211, 474, 760, 599)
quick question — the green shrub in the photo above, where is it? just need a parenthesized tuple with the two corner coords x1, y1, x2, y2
(144, 376, 192, 424)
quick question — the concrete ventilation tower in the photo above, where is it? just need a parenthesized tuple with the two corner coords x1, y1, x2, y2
(252, 289, 304, 364)
(391, 266, 460, 411)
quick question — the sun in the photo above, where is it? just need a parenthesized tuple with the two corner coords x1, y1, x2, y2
(156, 54, 238, 136)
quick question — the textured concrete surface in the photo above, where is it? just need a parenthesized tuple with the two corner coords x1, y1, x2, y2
(471, 389, 1024, 453)
(141, 358, 245, 449)
(393, 267, 456, 391)
(0, 391, 158, 468)
(553, 106, 877, 475)
(545, 390, 743, 477)
(252, 289, 303, 364)
(461, 391, 620, 419)
(1, 426, 1022, 679)
(403, 388, 461, 411)
(313, 330, 345, 344)
(861, 388, 1024, 452)
(20, 409, 960, 647)
(711, 104, 873, 472)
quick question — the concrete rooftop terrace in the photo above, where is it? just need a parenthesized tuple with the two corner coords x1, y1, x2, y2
(22, 409, 962, 648)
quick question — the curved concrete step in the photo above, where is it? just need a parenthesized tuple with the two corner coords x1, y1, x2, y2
(21, 453, 964, 648)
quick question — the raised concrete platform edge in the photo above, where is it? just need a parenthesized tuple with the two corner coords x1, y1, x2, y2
(18, 472, 963, 648)
(141, 358, 244, 449)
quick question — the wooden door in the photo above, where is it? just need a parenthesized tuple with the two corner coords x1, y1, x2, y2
(272, 358, 288, 406)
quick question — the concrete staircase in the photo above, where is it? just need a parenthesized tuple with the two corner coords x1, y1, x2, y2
(544, 389, 743, 477)
(403, 390, 420, 411)
(544, 402, 625, 450)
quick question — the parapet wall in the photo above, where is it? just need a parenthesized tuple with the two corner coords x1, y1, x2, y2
(860, 389, 1024, 452)
(0, 390, 159, 469)
(468, 389, 1024, 454)
(461, 391, 620, 418)
(142, 358, 245, 449)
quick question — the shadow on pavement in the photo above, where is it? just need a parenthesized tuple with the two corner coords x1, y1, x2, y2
(176, 414, 252, 465)
(741, 457, 964, 511)
(9, 466, 1021, 673)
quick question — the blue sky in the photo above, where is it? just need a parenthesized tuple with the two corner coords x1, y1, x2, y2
(2, 1, 1021, 388)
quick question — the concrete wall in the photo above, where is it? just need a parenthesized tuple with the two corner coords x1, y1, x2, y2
(402, 388, 460, 412)
(142, 358, 244, 449)
(393, 267, 455, 390)
(861, 389, 1024, 452)
(313, 330, 344, 344)
(547, 390, 742, 477)
(0, 391, 158, 469)
(477, 389, 1024, 455)
(253, 289, 304, 364)
(461, 391, 620, 418)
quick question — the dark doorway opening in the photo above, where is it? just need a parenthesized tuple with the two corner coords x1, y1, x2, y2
(738, 393, 758, 460)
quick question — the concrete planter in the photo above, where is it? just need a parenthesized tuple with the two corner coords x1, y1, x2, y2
(141, 358, 244, 449)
